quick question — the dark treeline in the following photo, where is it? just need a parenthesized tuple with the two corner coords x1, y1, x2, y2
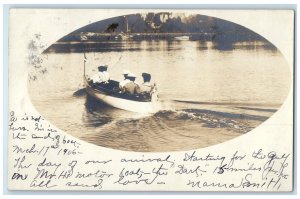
(43, 13, 276, 53)
(58, 13, 266, 43)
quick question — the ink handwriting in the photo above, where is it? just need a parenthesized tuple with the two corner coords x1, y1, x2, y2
(8, 111, 291, 191)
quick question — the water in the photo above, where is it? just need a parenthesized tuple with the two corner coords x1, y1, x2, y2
(28, 40, 291, 152)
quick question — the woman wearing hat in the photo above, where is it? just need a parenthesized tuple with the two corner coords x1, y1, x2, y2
(91, 65, 110, 84)
(138, 73, 157, 94)
(122, 73, 140, 94)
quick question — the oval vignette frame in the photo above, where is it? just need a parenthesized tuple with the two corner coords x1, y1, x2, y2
(27, 12, 292, 152)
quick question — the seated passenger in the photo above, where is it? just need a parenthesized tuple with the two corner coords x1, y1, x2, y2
(91, 65, 110, 84)
(122, 73, 140, 94)
(138, 73, 156, 94)
(119, 70, 131, 90)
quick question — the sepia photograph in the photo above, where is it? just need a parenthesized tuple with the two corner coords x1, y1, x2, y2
(7, 8, 294, 192)
(27, 12, 291, 152)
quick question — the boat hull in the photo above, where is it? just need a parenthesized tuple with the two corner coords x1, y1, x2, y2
(86, 86, 160, 114)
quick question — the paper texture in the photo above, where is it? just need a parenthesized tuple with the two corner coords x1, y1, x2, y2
(8, 9, 294, 191)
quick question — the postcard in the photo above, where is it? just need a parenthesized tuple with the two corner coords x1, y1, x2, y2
(8, 9, 294, 191)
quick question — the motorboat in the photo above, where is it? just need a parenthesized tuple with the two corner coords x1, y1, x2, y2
(83, 59, 159, 113)
(85, 79, 159, 113)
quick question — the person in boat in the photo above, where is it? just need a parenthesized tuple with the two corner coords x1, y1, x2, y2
(119, 70, 131, 90)
(137, 73, 157, 94)
(91, 65, 110, 84)
(122, 73, 140, 94)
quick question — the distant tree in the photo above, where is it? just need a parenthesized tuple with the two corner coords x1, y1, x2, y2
(144, 12, 171, 33)
(105, 23, 119, 33)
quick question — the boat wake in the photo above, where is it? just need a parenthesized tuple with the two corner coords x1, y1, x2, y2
(153, 108, 267, 133)
(82, 94, 273, 135)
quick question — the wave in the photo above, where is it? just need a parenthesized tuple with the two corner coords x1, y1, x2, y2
(78, 93, 274, 135)
(85, 107, 267, 135)
(235, 106, 277, 113)
(152, 109, 264, 133)
(173, 99, 281, 107)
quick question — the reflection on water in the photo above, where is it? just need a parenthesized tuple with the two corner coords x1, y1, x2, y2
(29, 40, 291, 152)
(46, 40, 277, 53)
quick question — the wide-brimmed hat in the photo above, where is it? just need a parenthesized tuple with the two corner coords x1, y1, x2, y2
(98, 65, 108, 71)
(127, 73, 137, 78)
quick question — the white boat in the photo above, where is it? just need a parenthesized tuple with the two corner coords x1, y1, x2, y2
(174, 35, 190, 41)
(83, 60, 159, 113)
(85, 81, 159, 113)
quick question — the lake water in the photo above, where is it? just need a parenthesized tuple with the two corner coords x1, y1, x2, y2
(28, 40, 291, 152)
